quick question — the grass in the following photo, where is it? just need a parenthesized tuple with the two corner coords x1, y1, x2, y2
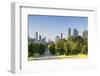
(55, 54, 88, 59)
(28, 54, 88, 61)
(77, 54, 88, 58)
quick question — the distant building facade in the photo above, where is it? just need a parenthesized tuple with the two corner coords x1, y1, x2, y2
(39, 35, 42, 42)
(61, 33, 63, 39)
(73, 28, 79, 37)
(82, 30, 88, 39)
(29, 32, 47, 45)
(55, 36, 60, 43)
(68, 28, 71, 37)
(35, 32, 38, 41)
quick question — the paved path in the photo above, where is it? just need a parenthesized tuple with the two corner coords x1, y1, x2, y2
(43, 47, 52, 56)
(28, 55, 79, 61)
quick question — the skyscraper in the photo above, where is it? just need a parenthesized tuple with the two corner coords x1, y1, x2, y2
(61, 33, 63, 39)
(73, 28, 79, 37)
(68, 28, 71, 36)
(55, 36, 60, 43)
(35, 32, 38, 41)
(44, 36, 46, 42)
(82, 30, 88, 39)
(39, 35, 42, 41)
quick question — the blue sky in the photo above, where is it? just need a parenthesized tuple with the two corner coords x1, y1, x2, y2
(28, 15, 88, 41)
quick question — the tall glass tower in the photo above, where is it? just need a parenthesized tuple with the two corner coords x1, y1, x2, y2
(35, 32, 38, 41)
(61, 33, 63, 39)
(68, 28, 71, 37)
(73, 28, 79, 37)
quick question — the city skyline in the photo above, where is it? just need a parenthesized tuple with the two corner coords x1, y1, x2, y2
(29, 15, 88, 41)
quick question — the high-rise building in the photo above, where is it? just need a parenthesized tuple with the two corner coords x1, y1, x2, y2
(61, 33, 63, 39)
(34, 32, 38, 43)
(42, 36, 46, 43)
(44, 36, 46, 42)
(39, 35, 42, 41)
(35, 32, 38, 41)
(55, 36, 60, 43)
(82, 30, 88, 39)
(68, 28, 71, 36)
(73, 28, 79, 37)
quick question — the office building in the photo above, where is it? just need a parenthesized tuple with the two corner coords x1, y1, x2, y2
(73, 28, 79, 37)
(61, 33, 63, 39)
(68, 28, 71, 37)
(82, 30, 88, 39)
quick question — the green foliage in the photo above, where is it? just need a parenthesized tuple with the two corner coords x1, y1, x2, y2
(81, 39, 88, 54)
(48, 43, 56, 55)
(63, 41, 69, 55)
(55, 40, 65, 55)
(28, 43, 34, 57)
(69, 36, 83, 55)
(28, 43, 45, 57)
(54, 36, 88, 55)
(28, 36, 88, 57)
(38, 43, 45, 55)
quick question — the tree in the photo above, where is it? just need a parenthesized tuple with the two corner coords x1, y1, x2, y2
(81, 39, 88, 54)
(28, 43, 34, 57)
(71, 42, 80, 55)
(48, 43, 56, 55)
(63, 41, 67, 55)
(28, 43, 45, 57)
(63, 40, 72, 55)
(71, 36, 83, 54)
(66, 36, 84, 55)
(55, 39, 65, 55)
(67, 36, 76, 55)
(38, 43, 45, 55)
(33, 43, 40, 55)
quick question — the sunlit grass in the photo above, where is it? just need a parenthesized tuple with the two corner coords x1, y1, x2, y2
(77, 54, 88, 58)
(56, 54, 88, 59)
